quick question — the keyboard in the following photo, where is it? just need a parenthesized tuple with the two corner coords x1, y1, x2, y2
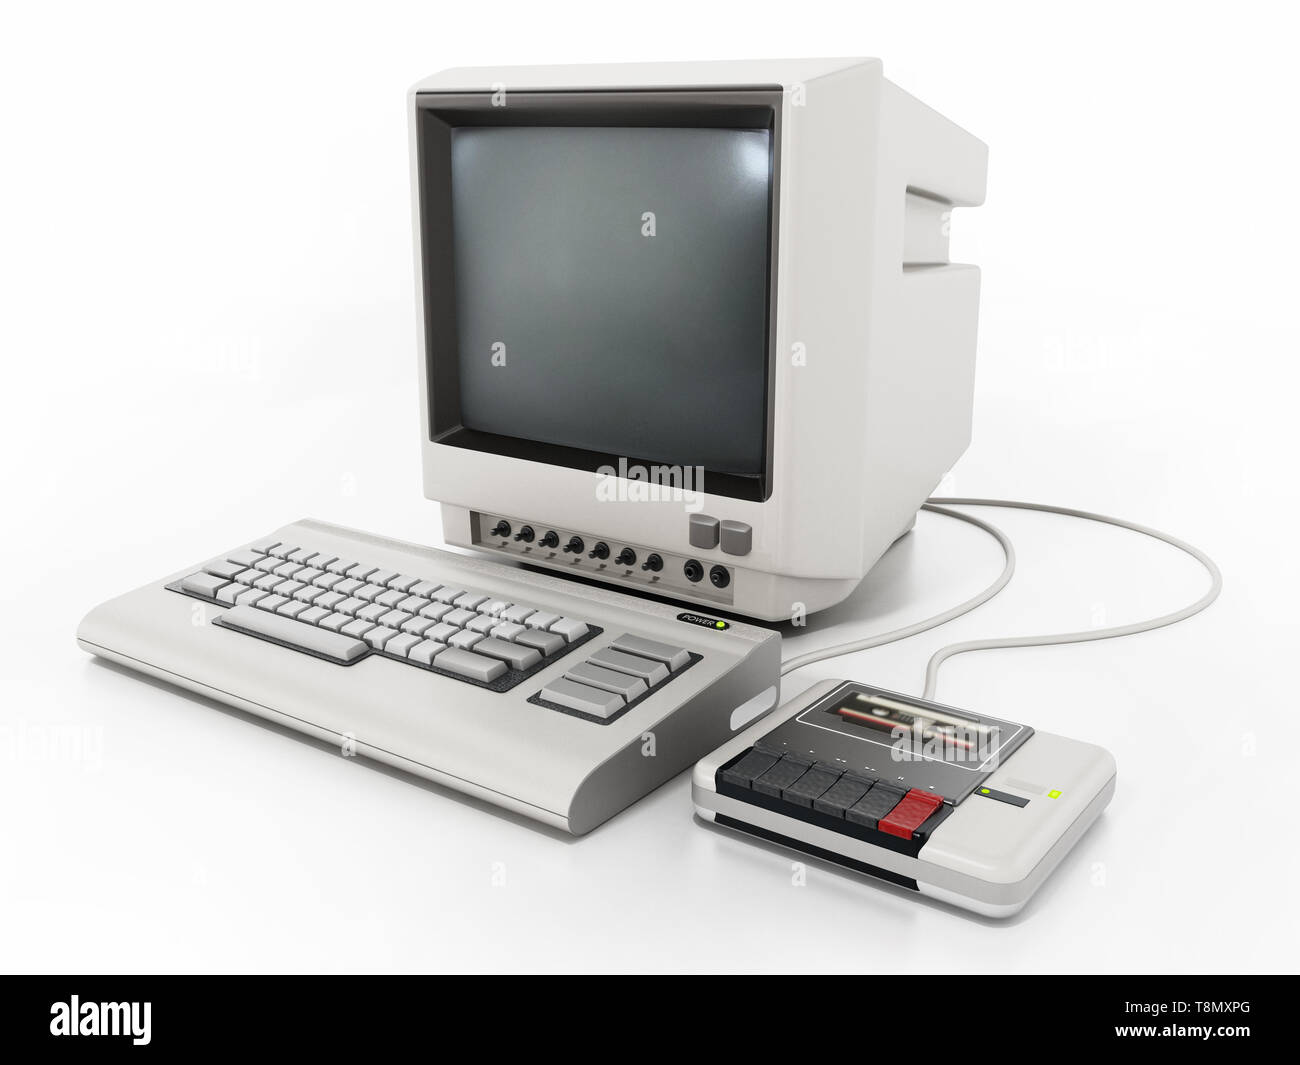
(78, 519, 780, 833)
(693, 679, 1116, 917)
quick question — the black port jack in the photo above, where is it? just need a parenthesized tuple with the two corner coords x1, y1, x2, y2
(683, 559, 704, 583)
(492, 520, 512, 538)
(615, 548, 637, 568)
(641, 553, 663, 573)
(513, 525, 535, 543)
(588, 541, 610, 560)
(709, 565, 731, 589)
(539, 530, 559, 549)
(563, 535, 585, 554)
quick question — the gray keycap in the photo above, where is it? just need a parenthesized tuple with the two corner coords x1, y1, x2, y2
(480, 599, 511, 617)
(287, 548, 317, 565)
(587, 647, 669, 686)
(455, 593, 489, 610)
(364, 626, 398, 650)
(347, 564, 377, 581)
(524, 611, 561, 631)
(473, 638, 541, 671)
(215, 583, 241, 605)
(448, 630, 484, 650)
(272, 561, 304, 579)
(408, 580, 440, 599)
(333, 578, 364, 597)
(203, 560, 243, 580)
(234, 588, 268, 608)
(276, 599, 309, 618)
(268, 543, 299, 559)
(425, 622, 459, 643)
(335, 597, 367, 616)
(367, 568, 398, 587)
(357, 603, 388, 623)
(319, 612, 351, 632)
(219, 604, 367, 663)
(255, 594, 289, 614)
(490, 621, 526, 642)
(408, 639, 444, 665)
(388, 574, 420, 592)
(565, 661, 648, 701)
(274, 580, 305, 598)
(298, 605, 330, 625)
(325, 558, 357, 575)
(378, 609, 413, 629)
(250, 540, 279, 554)
(314, 572, 344, 590)
(609, 634, 691, 672)
(291, 585, 322, 603)
(401, 616, 436, 636)
(313, 591, 345, 611)
(181, 572, 229, 598)
(443, 608, 476, 628)
(306, 553, 338, 571)
(500, 604, 536, 624)
(227, 549, 261, 568)
(384, 633, 421, 657)
(465, 615, 497, 634)
(418, 602, 453, 621)
(354, 583, 387, 602)
(253, 573, 284, 591)
(550, 618, 590, 643)
(232, 568, 260, 585)
(340, 619, 375, 639)
(432, 587, 465, 604)
(540, 678, 624, 719)
(375, 589, 405, 608)
(397, 595, 430, 614)
(253, 557, 281, 573)
(294, 568, 325, 585)
(515, 629, 565, 656)
(434, 648, 506, 683)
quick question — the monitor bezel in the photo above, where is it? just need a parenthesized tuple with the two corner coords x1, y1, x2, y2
(414, 88, 782, 503)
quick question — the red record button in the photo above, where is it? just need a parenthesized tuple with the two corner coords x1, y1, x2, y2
(878, 788, 945, 840)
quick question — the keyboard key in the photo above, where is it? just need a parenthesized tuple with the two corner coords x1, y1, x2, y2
(227, 549, 261, 568)
(375, 589, 406, 608)
(340, 619, 375, 639)
(418, 602, 453, 622)
(333, 578, 364, 597)
(367, 569, 398, 587)
(540, 678, 623, 719)
(297, 605, 330, 625)
(384, 633, 421, 657)
(234, 588, 268, 607)
(449, 630, 485, 650)
(550, 618, 589, 643)
(609, 634, 690, 671)
(254, 556, 282, 573)
(276, 599, 310, 618)
(313, 572, 344, 590)
(387, 574, 421, 592)
(564, 661, 647, 701)
(378, 609, 413, 629)
(287, 548, 317, 566)
(319, 613, 352, 632)
(401, 616, 436, 636)
(425, 622, 459, 644)
(500, 604, 535, 624)
(335, 597, 367, 616)
(490, 621, 526, 642)
(232, 568, 260, 585)
(721, 749, 782, 789)
(219, 604, 367, 663)
(354, 583, 387, 602)
(455, 593, 489, 610)
(325, 558, 357, 575)
(253, 573, 285, 591)
(443, 608, 476, 628)
(364, 626, 398, 651)
(254, 594, 289, 614)
(347, 564, 378, 581)
(432, 587, 465, 605)
(305, 552, 338, 571)
(215, 583, 241, 605)
(408, 580, 440, 599)
(409, 639, 444, 665)
(181, 572, 230, 598)
(313, 591, 345, 611)
(292, 585, 323, 603)
(587, 647, 668, 686)
(434, 648, 506, 683)
(465, 615, 497, 634)
(272, 561, 304, 579)
(524, 611, 561, 631)
(878, 789, 945, 840)
(357, 603, 388, 623)
(515, 630, 565, 657)
(203, 560, 244, 580)
(274, 580, 305, 598)
(295, 568, 325, 585)
(268, 543, 299, 559)
(250, 540, 279, 554)
(473, 638, 541, 671)
(847, 784, 907, 830)
(480, 599, 511, 617)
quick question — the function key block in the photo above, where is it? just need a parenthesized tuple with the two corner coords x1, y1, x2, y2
(692, 679, 1116, 917)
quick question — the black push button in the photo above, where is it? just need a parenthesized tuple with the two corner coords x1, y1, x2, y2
(721, 749, 781, 790)
(782, 765, 843, 808)
(846, 783, 907, 829)
(812, 773, 874, 817)
(752, 755, 813, 797)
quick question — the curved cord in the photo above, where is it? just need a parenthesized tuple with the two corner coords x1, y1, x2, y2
(919, 497, 1222, 699)
(778, 504, 1016, 677)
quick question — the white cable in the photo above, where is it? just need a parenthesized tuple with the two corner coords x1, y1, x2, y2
(919, 497, 1221, 699)
(778, 504, 1016, 677)
(779, 498, 1222, 704)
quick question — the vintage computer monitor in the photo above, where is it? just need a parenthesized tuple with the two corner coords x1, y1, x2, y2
(409, 58, 987, 622)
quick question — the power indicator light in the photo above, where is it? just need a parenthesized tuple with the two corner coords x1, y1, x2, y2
(1048, 789, 1062, 799)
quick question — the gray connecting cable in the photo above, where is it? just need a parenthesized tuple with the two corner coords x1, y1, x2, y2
(779, 497, 1222, 702)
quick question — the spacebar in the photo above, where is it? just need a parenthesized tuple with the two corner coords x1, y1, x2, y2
(219, 605, 368, 663)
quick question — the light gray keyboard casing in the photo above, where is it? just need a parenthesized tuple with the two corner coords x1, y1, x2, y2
(77, 519, 781, 834)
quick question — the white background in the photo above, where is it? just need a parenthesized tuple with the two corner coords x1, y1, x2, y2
(3, 1, 1297, 973)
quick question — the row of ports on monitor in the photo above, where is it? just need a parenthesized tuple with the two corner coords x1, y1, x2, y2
(488, 520, 732, 589)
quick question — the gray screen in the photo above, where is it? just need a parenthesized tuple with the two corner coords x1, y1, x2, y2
(450, 125, 771, 477)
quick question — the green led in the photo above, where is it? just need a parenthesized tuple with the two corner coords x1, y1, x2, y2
(980, 787, 990, 794)
(1048, 789, 1062, 799)
(716, 621, 726, 629)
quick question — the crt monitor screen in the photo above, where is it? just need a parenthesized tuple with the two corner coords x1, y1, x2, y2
(418, 98, 778, 501)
